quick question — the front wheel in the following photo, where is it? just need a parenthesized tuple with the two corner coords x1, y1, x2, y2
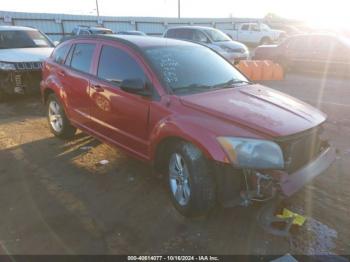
(47, 93, 76, 138)
(260, 37, 272, 45)
(167, 142, 216, 217)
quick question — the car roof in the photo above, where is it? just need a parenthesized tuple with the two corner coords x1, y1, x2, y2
(66, 34, 199, 49)
(0, 25, 38, 31)
(166, 26, 217, 31)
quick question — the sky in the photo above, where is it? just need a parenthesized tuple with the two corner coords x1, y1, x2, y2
(0, 0, 349, 28)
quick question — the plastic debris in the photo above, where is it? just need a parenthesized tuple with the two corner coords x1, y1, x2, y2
(98, 160, 109, 165)
(277, 208, 306, 226)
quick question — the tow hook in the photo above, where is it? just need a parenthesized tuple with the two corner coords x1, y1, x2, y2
(257, 198, 306, 237)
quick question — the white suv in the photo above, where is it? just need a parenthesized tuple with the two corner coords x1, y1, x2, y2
(0, 26, 54, 100)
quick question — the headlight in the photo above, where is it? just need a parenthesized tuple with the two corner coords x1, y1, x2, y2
(221, 46, 248, 54)
(220, 46, 233, 53)
(217, 137, 284, 169)
(0, 62, 16, 71)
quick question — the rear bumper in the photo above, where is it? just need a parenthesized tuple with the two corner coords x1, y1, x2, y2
(279, 146, 336, 197)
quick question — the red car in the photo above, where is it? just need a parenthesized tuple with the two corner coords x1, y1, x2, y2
(41, 35, 335, 220)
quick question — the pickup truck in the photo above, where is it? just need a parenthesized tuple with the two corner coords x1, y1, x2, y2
(225, 23, 286, 45)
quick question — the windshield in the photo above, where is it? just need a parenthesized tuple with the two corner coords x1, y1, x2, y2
(260, 24, 271, 31)
(0, 30, 53, 49)
(203, 28, 231, 42)
(145, 45, 248, 95)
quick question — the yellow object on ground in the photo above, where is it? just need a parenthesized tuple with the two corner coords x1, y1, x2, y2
(276, 208, 306, 226)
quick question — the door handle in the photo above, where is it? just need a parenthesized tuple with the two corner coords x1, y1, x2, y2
(91, 84, 104, 92)
(58, 70, 66, 77)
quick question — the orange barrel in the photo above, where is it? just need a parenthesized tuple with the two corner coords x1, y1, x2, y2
(236, 60, 253, 79)
(250, 61, 263, 81)
(272, 63, 285, 80)
(261, 60, 274, 80)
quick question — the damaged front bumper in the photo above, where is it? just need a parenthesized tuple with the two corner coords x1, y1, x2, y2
(0, 62, 42, 96)
(279, 146, 336, 197)
(258, 146, 336, 236)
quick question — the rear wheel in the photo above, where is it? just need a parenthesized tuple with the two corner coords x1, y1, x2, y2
(167, 141, 216, 217)
(47, 93, 76, 138)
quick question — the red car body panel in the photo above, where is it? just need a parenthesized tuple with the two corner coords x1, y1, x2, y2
(41, 35, 328, 174)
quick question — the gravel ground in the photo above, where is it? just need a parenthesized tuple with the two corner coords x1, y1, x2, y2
(0, 72, 349, 256)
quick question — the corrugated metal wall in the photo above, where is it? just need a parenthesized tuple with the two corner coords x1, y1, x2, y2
(0, 11, 260, 41)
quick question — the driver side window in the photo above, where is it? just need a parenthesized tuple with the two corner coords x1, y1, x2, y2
(97, 45, 147, 86)
(192, 30, 208, 43)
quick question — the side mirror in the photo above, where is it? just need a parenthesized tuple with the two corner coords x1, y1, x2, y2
(120, 78, 151, 96)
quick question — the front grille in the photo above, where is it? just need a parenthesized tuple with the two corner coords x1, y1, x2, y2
(275, 125, 326, 173)
(14, 62, 43, 71)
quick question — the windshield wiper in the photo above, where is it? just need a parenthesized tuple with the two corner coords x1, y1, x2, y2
(211, 79, 252, 89)
(173, 84, 212, 94)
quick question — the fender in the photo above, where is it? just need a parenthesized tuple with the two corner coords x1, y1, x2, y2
(41, 73, 71, 117)
(149, 115, 229, 164)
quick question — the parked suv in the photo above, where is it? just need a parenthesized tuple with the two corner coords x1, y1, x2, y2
(41, 35, 334, 225)
(164, 26, 249, 64)
(254, 34, 350, 75)
(0, 26, 54, 100)
(71, 25, 113, 36)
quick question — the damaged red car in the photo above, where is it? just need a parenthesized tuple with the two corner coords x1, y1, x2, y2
(41, 35, 335, 221)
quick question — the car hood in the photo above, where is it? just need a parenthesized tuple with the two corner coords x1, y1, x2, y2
(179, 84, 326, 137)
(0, 47, 53, 62)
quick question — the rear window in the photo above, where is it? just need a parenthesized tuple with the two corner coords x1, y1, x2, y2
(70, 43, 96, 74)
(288, 36, 311, 50)
(166, 28, 193, 40)
(241, 24, 250, 31)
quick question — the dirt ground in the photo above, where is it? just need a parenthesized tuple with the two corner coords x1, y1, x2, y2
(0, 73, 349, 256)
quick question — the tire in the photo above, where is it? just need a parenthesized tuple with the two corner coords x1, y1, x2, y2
(260, 37, 272, 45)
(167, 141, 216, 217)
(47, 93, 76, 138)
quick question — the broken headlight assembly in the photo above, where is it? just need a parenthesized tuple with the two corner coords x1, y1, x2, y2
(0, 61, 16, 71)
(217, 137, 284, 169)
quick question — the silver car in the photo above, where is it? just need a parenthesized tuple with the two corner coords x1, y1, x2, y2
(163, 26, 249, 64)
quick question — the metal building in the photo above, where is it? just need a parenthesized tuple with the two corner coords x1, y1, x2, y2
(0, 10, 260, 41)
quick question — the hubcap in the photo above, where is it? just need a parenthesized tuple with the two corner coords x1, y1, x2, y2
(169, 153, 191, 206)
(48, 100, 63, 133)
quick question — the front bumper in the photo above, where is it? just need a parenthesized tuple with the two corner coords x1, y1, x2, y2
(0, 69, 42, 95)
(279, 146, 336, 197)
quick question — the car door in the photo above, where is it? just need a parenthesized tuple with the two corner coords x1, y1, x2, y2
(89, 43, 153, 158)
(237, 24, 251, 43)
(249, 23, 262, 44)
(62, 41, 97, 128)
(285, 36, 314, 71)
(311, 36, 347, 74)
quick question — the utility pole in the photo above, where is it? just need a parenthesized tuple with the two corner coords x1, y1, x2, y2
(95, 0, 100, 17)
(178, 0, 181, 18)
